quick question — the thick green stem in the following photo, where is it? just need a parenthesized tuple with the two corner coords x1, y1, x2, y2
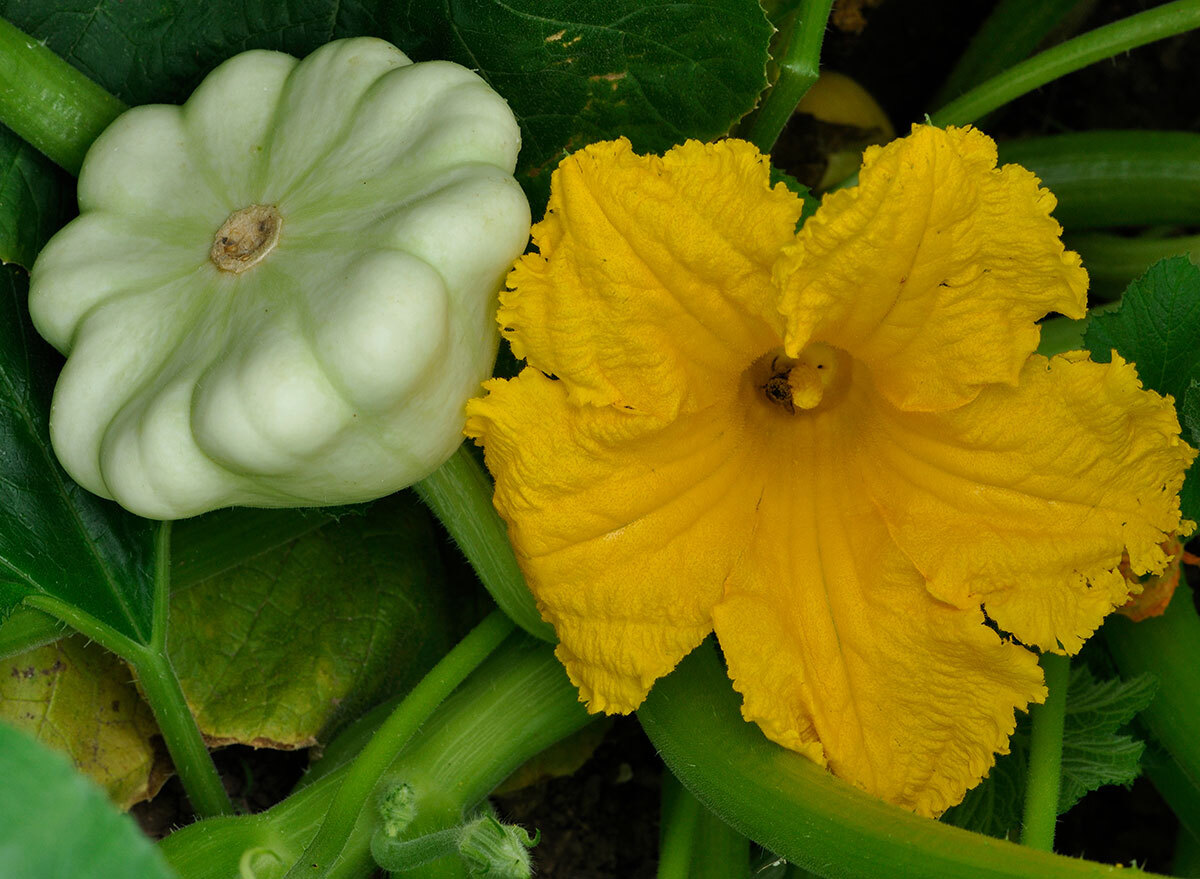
(1103, 578, 1200, 794)
(658, 771, 750, 878)
(126, 644, 234, 818)
(639, 640, 1167, 878)
(0, 16, 125, 174)
(1065, 232, 1200, 299)
(744, 0, 835, 153)
(161, 635, 593, 879)
(933, 0, 1083, 108)
(1020, 652, 1070, 851)
(284, 610, 515, 877)
(658, 771, 703, 879)
(416, 445, 553, 641)
(931, 0, 1200, 127)
(998, 132, 1200, 230)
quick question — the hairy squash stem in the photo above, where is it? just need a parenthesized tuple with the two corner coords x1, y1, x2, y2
(658, 772, 751, 878)
(160, 635, 592, 879)
(998, 132, 1200, 229)
(932, 0, 1082, 109)
(931, 0, 1200, 127)
(744, 0, 835, 153)
(0, 16, 125, 174)
(1065, 232, 1200, 299)
(1104, 578, 1200, 799)
(1020, 652, 1070, 851)
(284, 610, 516, 878)
(23, 523, 234, 818)
(657, 772, 704, 879)
(416, 445, 554, 642)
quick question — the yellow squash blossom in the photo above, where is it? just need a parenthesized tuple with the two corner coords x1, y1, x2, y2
(465, 125, 1194, 816)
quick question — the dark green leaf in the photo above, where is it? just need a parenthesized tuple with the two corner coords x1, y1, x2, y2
(1083, 256, 1200, 520)
(1058, 666, 1157, 813)
(391, 0, 773, 210)
(0, 265, 155, 643)
(0, 605, 65, 660)
(0, 127, 70, 270)
(1182, 380, 1200, 523)
(768, 164, 819, 228)
(0, 720, 175, 879)
(943, 665, 1158, 837)
(2, 0, 387, 105)
(171, 505, 350, 591)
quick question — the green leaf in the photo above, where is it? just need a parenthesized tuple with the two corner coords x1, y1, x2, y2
(171, 506, 349, 592)
(2, 0, 386, 106)
(768, 164, 820, 227)
(0, 605, 65, 660)
(0, 720, 175, 879)
(1058, 666, 1157, 812)
(1083, 256, 1200, 520)
(391, 0, 773, 210)
(0, 127, 70, 269)
(943, 665, 1158, 838)
(169, 494, 455, 748)
(0, 265, 156, 643)
(0, 636, 166, 809)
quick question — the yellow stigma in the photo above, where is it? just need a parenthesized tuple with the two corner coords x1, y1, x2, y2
(762, 342, 842, 413)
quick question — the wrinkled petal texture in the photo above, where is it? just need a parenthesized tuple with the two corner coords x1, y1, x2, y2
(774, 125, 1088, 411)
(466, 368, 761, 711)
(500, 138, 803, 418)
(859, 352, 1195, 652)
(470, 126, 1194, 819)
(712, 408, 1045, 815)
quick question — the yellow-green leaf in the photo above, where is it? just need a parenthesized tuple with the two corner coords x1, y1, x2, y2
(170, 494, 454, 749)
(0, 636, 166, 809)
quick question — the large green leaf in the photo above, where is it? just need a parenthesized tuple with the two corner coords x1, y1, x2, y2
(0, 265, 156, 642)
(1083, 256, 1200, 521)
(0, 126, 70, 269)
(169, 494, 455, 748)
(0, 720, 175, 879)
(391, 0, 773, 208)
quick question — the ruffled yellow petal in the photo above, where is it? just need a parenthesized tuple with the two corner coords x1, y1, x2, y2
(711, 415, 1045, 817)
(774, 125, 1087, 412)
(857, 352, 1195, 652)
(501, 138, 803, 418)
(465, 368, 762, 712)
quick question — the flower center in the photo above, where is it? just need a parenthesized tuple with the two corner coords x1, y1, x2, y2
(759, 342, 848, 414)
(210, 204, 282, 273)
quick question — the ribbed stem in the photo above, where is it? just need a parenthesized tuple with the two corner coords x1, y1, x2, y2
(284, 611, 515, 877)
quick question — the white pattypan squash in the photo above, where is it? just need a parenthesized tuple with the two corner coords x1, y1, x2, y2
(28, 37, 530, 520)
